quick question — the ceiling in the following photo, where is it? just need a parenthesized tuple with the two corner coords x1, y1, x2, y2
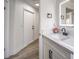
(24, 0, 40, 9)
(24, 0, 73, 9)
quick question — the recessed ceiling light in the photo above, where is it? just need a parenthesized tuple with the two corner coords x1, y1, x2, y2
(35, 3, 39, 6)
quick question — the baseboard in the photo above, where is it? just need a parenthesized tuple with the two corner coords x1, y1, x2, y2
(23, 38, 38, 48)
(6, 38, 39, 59)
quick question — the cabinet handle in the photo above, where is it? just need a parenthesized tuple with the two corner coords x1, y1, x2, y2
(49, 50, 53, 59)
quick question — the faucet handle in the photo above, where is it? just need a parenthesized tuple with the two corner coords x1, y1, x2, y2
(61, 28, 66, 33)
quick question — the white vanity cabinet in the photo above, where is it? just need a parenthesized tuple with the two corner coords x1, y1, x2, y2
(43, 36, 73, 59)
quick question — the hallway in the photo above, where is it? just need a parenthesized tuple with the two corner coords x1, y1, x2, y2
(8, 39, 39, 59)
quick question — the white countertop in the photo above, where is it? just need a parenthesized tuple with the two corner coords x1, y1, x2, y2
(41, 31, 74, 53)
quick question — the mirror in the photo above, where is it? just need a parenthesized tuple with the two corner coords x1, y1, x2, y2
(59, 0, 74, 26)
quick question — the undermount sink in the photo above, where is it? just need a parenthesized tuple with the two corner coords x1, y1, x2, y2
(62, 37, 74, 46)
(59, 35, 69, 40)
(59, 34, 74, 46)
(49, 31, 74, 47)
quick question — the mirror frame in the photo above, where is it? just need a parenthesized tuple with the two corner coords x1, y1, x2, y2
(59, 0, 74, 26)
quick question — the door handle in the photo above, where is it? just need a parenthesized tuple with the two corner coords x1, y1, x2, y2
(32, 25, 35, 29)
(32, 27, 34, 29)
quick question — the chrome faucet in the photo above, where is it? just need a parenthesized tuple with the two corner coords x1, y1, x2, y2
(61, 28, 68, 36)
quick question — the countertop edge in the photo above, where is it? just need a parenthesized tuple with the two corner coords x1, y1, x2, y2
(41, 32, 74, 53)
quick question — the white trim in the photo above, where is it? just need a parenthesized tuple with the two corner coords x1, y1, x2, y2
(23, 38, 38, 49)
(59, 23, 74, 27)
(23, 8, 34, 14)
(39, 34, 44, 59)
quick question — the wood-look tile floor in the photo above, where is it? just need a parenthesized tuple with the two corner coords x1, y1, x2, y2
(8, 39, 39, 59)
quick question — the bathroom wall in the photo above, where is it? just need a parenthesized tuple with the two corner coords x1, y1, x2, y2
(40, 0, 61, 32)
(5, 0, 39, 58)
(40, 0, 74, 59)
(40, 0, 74, 35)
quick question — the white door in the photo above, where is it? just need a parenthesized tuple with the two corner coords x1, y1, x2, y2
(24, 9, 34, 47)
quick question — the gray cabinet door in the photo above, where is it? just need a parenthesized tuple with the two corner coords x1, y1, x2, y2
(43, 37, 71, 59)
(51, 47, 68, 59)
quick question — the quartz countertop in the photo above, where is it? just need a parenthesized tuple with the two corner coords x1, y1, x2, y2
(41, 30, 74, 53)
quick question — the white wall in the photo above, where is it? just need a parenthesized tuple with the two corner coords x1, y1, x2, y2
(9, 0, 16, 56)
(5, 0, 39, 58)
(40, 0, 74, 32)
(40, 0, 62, 32)
(12, 0, 39, 55)
(4, 0, 16, 58)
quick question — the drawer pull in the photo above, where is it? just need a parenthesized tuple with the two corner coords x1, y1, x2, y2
(49, 50, 53, 59)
